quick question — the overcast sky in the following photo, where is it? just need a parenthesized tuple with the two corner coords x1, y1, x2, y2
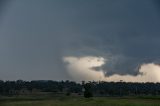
(0, 0, 160, 81)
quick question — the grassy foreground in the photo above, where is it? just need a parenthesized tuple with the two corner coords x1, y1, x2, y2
(0, 95, 160, 106)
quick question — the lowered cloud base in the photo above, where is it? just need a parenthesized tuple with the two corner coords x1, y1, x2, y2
(63, 56, 160, 82)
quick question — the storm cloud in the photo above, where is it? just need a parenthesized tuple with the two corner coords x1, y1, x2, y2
(0, 0, 160, 81)
(63, 56, 160, 82)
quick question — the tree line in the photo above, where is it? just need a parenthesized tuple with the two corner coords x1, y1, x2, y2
(0, 80, 160, 97)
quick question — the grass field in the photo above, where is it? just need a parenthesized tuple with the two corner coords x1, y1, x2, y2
(0, 95, 160, 106)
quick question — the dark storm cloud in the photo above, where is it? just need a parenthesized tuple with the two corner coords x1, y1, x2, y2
(62, 0, 160, 76)
(0, 0, 8, 13)
(153, 0, 160, 10)
(0, 0, 160, 80)
(0, 0, 11, 19)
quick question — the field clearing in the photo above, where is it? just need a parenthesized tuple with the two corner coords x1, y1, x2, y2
(0, 95, 160, 106)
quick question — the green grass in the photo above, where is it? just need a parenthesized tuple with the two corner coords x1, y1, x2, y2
(0, 95, 160, 106)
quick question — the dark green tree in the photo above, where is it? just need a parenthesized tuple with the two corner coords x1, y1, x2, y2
(83, 83, 93, 98)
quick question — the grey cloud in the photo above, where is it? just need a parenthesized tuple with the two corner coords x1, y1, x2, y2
(63, 0, 160, 76)
(0, 0, 160, 80)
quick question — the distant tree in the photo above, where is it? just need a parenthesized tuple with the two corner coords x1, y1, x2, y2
(66, 91, 71, 96)
(83, 83, 93, 98)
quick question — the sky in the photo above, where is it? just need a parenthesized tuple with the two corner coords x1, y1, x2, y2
(0, 0, 160, 82)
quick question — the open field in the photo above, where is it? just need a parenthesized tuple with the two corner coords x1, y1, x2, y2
(0, 95, 160, 106)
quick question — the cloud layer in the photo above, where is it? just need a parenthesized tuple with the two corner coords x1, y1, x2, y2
(64, 56, 160, 82)
(0, 1, 160, 80)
